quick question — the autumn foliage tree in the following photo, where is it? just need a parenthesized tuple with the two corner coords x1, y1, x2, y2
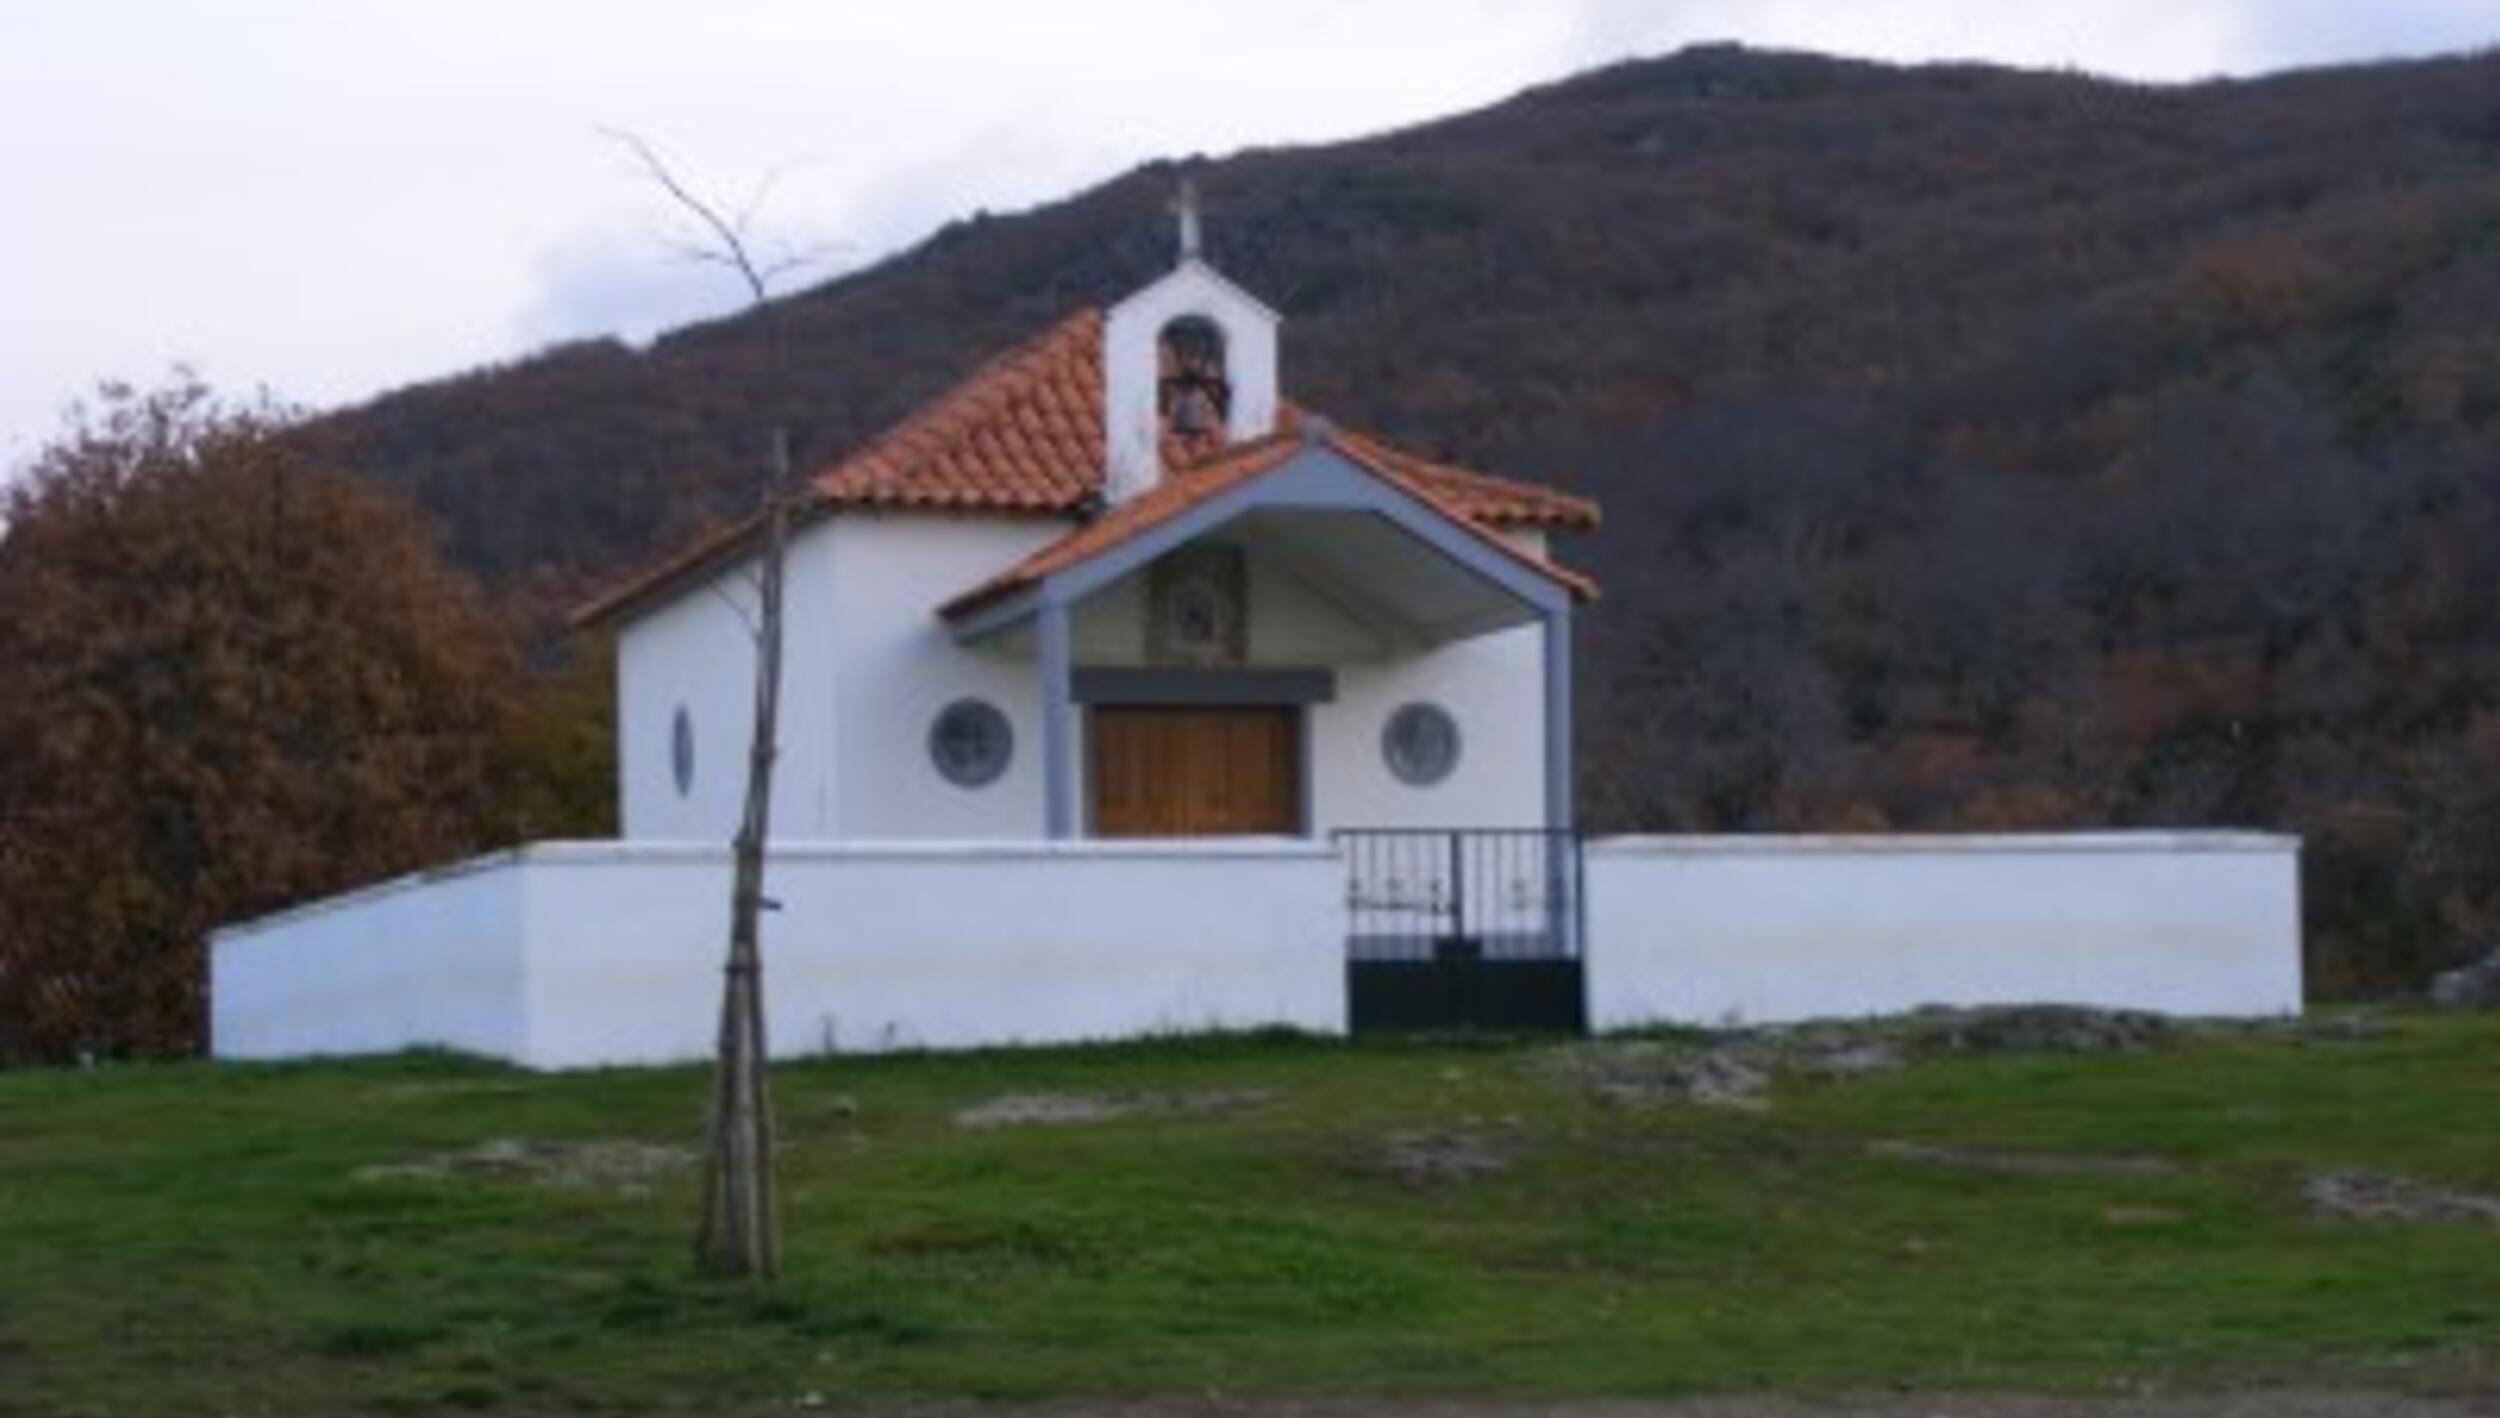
(0, 380, 532, 1062)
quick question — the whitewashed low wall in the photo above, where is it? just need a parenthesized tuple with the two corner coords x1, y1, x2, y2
(213, 840, 1343, 1069)
(205, 854, 534, 1062)
(215, 830, 2305, 1069)
(1585, 833, 2302, 1029)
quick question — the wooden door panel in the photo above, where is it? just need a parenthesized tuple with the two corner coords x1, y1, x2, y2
(1091, 707, 1299, 837)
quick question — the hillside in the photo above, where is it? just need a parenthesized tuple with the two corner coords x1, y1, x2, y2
(321, 46, 2500, 993)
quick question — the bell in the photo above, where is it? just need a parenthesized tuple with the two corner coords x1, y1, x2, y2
(1171, 388, 1216, 436)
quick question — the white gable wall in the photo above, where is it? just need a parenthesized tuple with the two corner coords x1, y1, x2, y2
(617, 522, 842, 841)
(821, 515, 1062, 838)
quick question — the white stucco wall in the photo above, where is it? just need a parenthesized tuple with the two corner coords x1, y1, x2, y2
(616, 524, 844, 840)
(213, 839, 1345, 1069)
(1585, 833, 2304, 1028)
(615, 504, 1551, 842)
(1102, 260, 1281, 503)
(208, 855, 531, 1061)
(1313, 622, 1549, 832)
(822, 516, 1062, 838)
(213, 830, 2305, 1069)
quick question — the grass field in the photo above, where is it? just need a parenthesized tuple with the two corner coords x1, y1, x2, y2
(4, 1014, 2498, 1415)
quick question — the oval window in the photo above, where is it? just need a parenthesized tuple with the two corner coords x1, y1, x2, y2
(1382, 702, 1461, 787)
(929, 698, 1013, 789)
(670, 705, 695, 798)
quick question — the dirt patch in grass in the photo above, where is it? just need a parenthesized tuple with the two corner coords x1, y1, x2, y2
(2304, 1170, 2500, 1226)
(1542, 1007, 2194, 1113)
(1548, 1040, 1776, 1110)
(1868, 1140, 2183, 1179)
(353, 1137, 693, 1194)
(953, 1088, 1274, 1129)
(1371, 1126, 1520, 1189)
(1541, 1028, 1903, 1111)
(1911, 1004, 2175, 1055)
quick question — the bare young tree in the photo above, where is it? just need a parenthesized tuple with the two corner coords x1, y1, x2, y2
(604, 128, 827, 1281)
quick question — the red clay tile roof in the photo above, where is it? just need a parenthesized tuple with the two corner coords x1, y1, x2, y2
(936, 433, 1304, 622)
(810, 309, 1107, 514)
(569, 509, 769, 629)
(1328, 423, 1600, 532)
(574, 305, 1599, 627)
(938, 424, 1598, 622)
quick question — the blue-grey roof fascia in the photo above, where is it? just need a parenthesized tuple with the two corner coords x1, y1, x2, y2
(947, 445, 1571, 643)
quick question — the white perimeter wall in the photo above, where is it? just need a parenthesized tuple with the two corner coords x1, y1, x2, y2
(1586, 833, 2303, 1028)
(214, 831, 2303, 1069)
(205, 855, 531, 1061)
(213, 840, 1343, 1069)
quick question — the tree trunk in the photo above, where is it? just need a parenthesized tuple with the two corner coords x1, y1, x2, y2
(696, 426, 790, 1281)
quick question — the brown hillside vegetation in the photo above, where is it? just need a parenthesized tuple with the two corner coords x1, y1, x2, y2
(322, 46, 2500, 995)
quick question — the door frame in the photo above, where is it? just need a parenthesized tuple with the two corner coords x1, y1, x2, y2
(1072, 667, 1332, 839)
(1082, 702, 1314, 839)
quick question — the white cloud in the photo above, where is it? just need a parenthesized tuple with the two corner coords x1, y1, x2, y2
(513, 223, 755, 351)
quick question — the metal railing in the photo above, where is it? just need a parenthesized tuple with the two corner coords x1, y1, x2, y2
(1334, 828, 1584, 962)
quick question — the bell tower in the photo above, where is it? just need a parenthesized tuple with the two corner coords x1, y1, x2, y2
(1101, 182, 1281, 504)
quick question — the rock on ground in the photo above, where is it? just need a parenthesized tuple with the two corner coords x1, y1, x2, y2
(1543, 1004, 2198, 1115)
(2304, 1170, 2500, 1226)
(1541, 1025, 1907, 1112)
(1912, 1004, 2174, 1055)
(1372, 1127, 1520, 1189)
(2430, 949, 2500, 1009)
(1539, 1039, 1775, 1110)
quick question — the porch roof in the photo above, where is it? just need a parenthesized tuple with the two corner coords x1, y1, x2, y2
(938, 420, 1599, 637)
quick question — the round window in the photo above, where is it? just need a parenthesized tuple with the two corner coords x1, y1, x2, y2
(929, 698, 1013, 789)
(1382, 702, 1461, 787)
(670, 705, 695, 798)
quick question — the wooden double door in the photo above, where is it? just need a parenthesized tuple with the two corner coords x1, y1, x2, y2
(1091, 706, 1301, 837)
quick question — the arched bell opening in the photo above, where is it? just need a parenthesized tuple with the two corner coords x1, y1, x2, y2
(1156, 314, 1231, 459)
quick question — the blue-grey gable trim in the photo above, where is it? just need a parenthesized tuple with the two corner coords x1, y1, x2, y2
(1038, 593, 1076, 839)
(1543, 604, 1574, 834)
(947, 445, 1574, 642)
(1073, 667, 1336, 706)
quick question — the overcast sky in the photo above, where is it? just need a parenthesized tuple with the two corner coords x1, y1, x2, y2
(3, 1, 2494, 472)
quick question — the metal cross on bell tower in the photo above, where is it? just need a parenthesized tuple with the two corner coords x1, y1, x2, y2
(1172, 178, 1202, 264)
